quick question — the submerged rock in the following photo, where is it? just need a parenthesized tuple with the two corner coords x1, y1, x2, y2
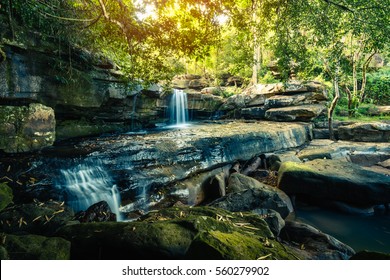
(278, 160, 390, 206)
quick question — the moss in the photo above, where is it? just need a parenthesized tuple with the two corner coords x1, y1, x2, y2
(4, 234, 70, 260)
(0, 183, 13, 211)
(0, 245, 8, 260)
(188, 230, 297, 260)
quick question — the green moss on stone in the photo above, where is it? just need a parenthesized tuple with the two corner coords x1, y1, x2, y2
(4, 234, 70, 260)
(0, 183, 13, 211)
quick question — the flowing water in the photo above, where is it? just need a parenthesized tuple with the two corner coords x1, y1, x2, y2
(56, 160, 122, 221)
(169, 89, 189, 127)
(295, 206, 390, 253)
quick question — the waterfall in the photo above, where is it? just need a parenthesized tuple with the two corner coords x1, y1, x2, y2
(56, 161, 122, 221)
(170, 89, 189, 126)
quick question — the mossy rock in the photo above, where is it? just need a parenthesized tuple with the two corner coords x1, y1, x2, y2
(0, 245, 9, 260)
(58, 206, 301, 260)
(278, 160, 390, 206)
(187, 230, 294, 260)
(0, 183, 13, 211)
(3, 234, 70, 260)
(0, 200, 75, 236)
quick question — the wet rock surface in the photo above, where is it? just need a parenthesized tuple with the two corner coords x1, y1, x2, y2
(280, 220, 355, 260)
(2, 121, 312, 206)
(338, 122, 390, 142)
(278, 159, 390, 207)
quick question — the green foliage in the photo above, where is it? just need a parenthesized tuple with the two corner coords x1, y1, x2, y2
(365, 67, 390, 105)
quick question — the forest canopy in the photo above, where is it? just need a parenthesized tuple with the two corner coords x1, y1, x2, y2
(1, 0, 389, 92)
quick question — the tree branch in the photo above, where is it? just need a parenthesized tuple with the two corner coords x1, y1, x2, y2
(322, 0, 354, 13)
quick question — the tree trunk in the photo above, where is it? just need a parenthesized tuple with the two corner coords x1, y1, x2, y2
(359, 51, 376, 103)
(328, 62, 340, 141)
(350, 58, 357, 116)
(7, 0, 15, 40)
(251, 44, 260, 85)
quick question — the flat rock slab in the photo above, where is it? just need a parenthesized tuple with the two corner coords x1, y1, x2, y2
(265, 104, 326, 122)
(338, 122, 390, 142)
(278, 159, 390, 206)
(7, 121, 312, 205)
(265, 92, 327, 109)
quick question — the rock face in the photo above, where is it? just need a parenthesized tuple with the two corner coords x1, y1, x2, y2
(338, 122, 390, 142)
(264, 92, 327, 109)
(278, 160, 390, 206)
(265, 104, 326, 122)
(0, 103, 55, 152)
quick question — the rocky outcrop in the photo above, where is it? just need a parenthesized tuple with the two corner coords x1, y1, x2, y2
(0, 103, 55, 152)
(264, 92, 327, 109)
(5, 121, 312, 208)
(338, 122, 390, 142)
(186, 93, 224, 119)
(278, 160, 390, 207)
(265, 104, 326, 122)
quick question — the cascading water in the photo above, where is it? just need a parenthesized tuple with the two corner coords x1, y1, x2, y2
(169, 89, 189, 126)
(56, 160, 122, 221)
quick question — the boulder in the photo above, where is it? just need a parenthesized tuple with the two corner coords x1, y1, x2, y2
(211, 174, 293, 219)
(0, 200, 75, 236)
(3, 234, 70, 260)
(0, 183, 13, 211)
(252, 208, 285, 236)
(265, 92, 327, 109)
(75, 201, 117, 223)
(278, 160, 390, 206)
(58, 207, 301, 260)
(280, 220, 355, 260)
(265, 104, 326, 122)
(266, 152, 302, 171)
(0, 103, 55, 153)
(338, 122, 390, 142)
(220, 94, 267, 111)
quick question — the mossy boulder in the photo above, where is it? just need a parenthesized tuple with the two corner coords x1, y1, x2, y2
(0, 200, 75, 236)
(0, 183, 13, 211)
(278, 160, 390, 206)
(58, 206, 302, 260)
(3, 234, 70, 260)
(0, 245, 8, 260)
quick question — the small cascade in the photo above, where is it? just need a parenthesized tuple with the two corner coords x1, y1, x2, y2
(170, 89, 189, 126)
(56, 161, 122, 221)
